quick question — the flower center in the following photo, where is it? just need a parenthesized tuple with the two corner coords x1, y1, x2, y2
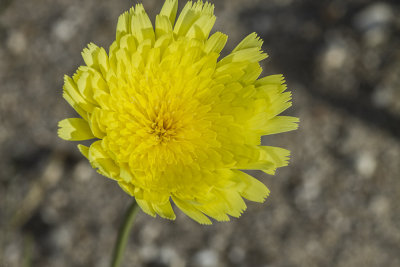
(150, 116, 177, 144)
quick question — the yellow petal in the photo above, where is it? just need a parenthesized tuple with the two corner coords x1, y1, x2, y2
(266, 91, 293, 118)
(233, 32, 263, 52)
(62, 91, 88, 120)
(174, 1, 215, 38)
(81, 44, 110, 77)
(204, 32, 228, 54)
(63, 75, 95, 115)
(233, 170, 270, 203)
(88, 141, 120, 179)
(119, 165, 134, 183)
(240, 62, 262, 85)
(255, 116, 299, 135)
(153, 200, 176, 220)
(136, 199, 156, 217)
(58, 118, 95, 141)
(259, 146, 291, 175)
(172, 196, 212, 225)
(218, 47, 268, 66)
(154, 32, 173, 52)
(131, 4, 155, 44)
(75, 68, 96, 104)
(116, 8, 134, 41)
(186, 13, 216, 40)
(220, 189, 247, 218)
(196, 192, 230, 222)
(119, 34, 137, 54)
(77, 144, 89, 159)
(255, 74, 286, 88)
(155, 15, 173, 39)
(173, 1, 195, 36)
(82, 43, 100, 68)
(118, 181, 136, 196)
(159, 0, 178, 25)
(88, 108, 106, 139)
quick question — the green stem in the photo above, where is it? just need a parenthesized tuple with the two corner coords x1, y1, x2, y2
(110, 199, 139, 267)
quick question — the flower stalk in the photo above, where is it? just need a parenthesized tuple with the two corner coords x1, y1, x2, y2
(111, 200, 139, 267)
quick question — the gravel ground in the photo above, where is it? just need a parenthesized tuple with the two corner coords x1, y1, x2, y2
(1, 0, 400, 266)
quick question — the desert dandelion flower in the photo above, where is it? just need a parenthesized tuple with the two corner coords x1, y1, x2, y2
(58, 0, 299, 224)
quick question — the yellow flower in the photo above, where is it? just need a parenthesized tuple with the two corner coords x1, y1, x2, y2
(58, 0, 298, 224)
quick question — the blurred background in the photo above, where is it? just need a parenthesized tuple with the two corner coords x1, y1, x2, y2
(1, 0, 400, 266)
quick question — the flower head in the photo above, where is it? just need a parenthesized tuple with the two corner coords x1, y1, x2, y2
(58, 0, 298, 224)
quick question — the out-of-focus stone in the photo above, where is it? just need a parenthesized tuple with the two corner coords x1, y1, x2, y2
(73, 160, 93, 181)
(370, 195, 390, 217)
(354, 3, 393, 46)
(193, 249, 219, 267)
(354, 3, 393, 32)
(355, 152, 377, 179)
(6, 30, 27, 55)
(228, 246, 246, 264)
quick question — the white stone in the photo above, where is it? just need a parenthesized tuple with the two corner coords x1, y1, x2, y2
(356, 152, 377, 178)
(354, 3, 393, 32)
(194, 249, 219, 267)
